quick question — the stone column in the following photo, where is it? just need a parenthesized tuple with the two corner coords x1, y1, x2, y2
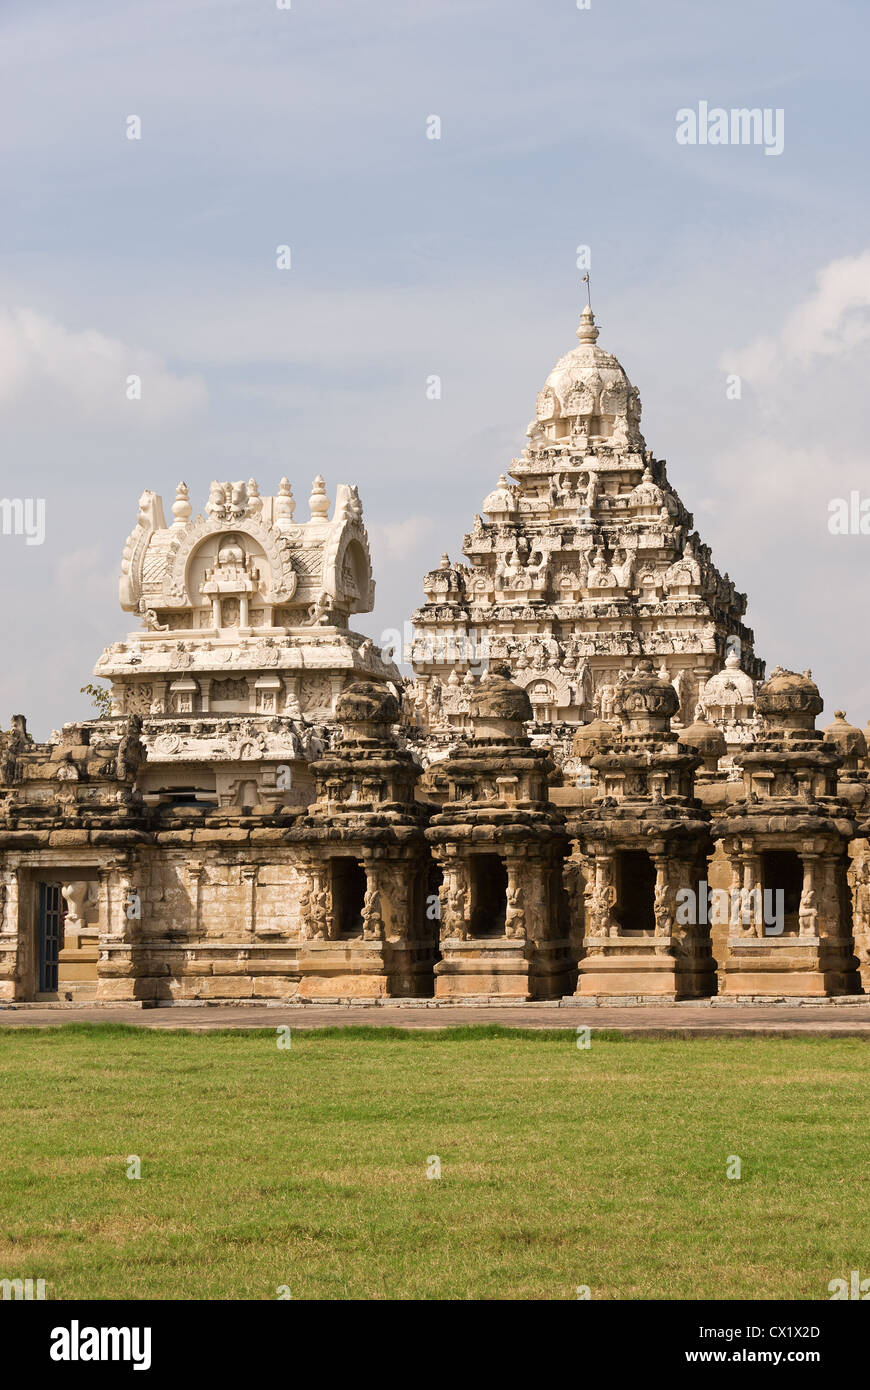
(504, 859, 527, 940)
(652, 857, 673, 942)
(798, 854, 819, 939)
(300, 865, 330, 941)
(361, 860, 385, 942)
(850, 846, 870, 988)
(586, 853, 616, 939)
(0, 868, 21, 1001)
(96, 859, 141, 1001)
(738, 851, 763, 936)
(241, 865, 258, 935)
(97, 862, 135, 942)
(185, 859, 205, 937)
(439, 859, 470, 941)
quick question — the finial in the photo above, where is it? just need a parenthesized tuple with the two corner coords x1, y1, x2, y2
(171, 481, 191, 527)
(247, 478, 262, 518)
(308, 474, 330, 521)
(576, 298, 599, 345)
(275, 476, 296, 527)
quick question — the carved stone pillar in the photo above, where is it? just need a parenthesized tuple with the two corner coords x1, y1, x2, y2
(98, 861, 138, 942)
(241, 865, 258, 935)
(361, 861, 385, 943)
(652, 857, 673, 943)
(0, 868, 21, 1000)
(587, 853, 616, 939)
(738, 851, 763, 936)
(95, 858, 143, 1002)
(504, 860, 526, 941)
(185, 859, 204, 937)
(299, 865, 330, 941)
(439, 860, 470, 941)
(798, 854, 819, 939)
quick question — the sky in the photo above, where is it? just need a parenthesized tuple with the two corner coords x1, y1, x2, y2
(1, 0, 869, 737)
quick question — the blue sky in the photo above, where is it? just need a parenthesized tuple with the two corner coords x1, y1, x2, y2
(1, 0, 869, 734)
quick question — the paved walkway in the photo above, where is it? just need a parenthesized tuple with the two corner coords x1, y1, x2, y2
(2, 1002, 870, 1036)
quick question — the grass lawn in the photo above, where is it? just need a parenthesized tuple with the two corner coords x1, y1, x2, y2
(0, 1023, 867, 1300)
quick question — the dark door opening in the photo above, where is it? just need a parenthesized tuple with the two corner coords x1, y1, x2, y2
(615, 850, 656, 933)
(332, 859, 366, 938)
(39, 882, 64, 992)
(762, 850, 802, 932)
(471, 855, 507, 937)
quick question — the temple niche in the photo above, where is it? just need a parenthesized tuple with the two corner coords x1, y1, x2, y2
(566, 662, 715, 999)
(716, 669, 860, 998)
(425, 667, 572, 999)
(99, 476, 399, 809)
(286, 682, 437, 999)
(407, 306, 763, 760)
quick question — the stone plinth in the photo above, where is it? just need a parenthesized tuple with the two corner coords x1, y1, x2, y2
(434, 936, 573, 1000)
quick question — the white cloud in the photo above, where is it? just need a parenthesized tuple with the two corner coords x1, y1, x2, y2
(724, 249, 870, 386)
(0, 307, 207, 425)
(367, 514, 441, 566)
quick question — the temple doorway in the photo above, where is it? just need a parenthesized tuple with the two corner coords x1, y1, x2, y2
(38, 882, 64, 993)
(331, 859, 366, 938)
(614, 850, 656, 933)
(761, 850, 802, 933)
(470, 855, 508, 936)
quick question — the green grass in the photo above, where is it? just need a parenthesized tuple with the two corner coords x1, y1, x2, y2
(0, 1023, 867, 1300)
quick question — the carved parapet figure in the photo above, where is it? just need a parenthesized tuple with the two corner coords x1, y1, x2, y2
(115, 714, 145, 782)
(0, 715, 29, 785)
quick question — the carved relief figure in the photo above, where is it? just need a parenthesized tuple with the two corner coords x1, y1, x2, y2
(362, 884, 384, 941)
(505, 881, 525, 939)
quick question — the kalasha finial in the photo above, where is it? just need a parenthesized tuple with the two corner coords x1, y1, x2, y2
(576, 277, 599, 344)
(308, 474, 330, 521)
(171, 481, 191, 526)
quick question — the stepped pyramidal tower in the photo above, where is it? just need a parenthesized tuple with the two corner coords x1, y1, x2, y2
(407, 304, 764, 749)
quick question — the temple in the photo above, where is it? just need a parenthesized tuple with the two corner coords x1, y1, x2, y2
(101, 474, 397, 809)
(406, 305, 762, 758)
(1, 305, 869, 1008)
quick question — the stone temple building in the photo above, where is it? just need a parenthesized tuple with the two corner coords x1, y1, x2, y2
(406, 305, 763, 755)
(1, 306, 869, 1008)
(103, 474, 398, 810)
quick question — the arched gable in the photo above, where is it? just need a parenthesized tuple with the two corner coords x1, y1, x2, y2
(161, 517, 297, 607)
